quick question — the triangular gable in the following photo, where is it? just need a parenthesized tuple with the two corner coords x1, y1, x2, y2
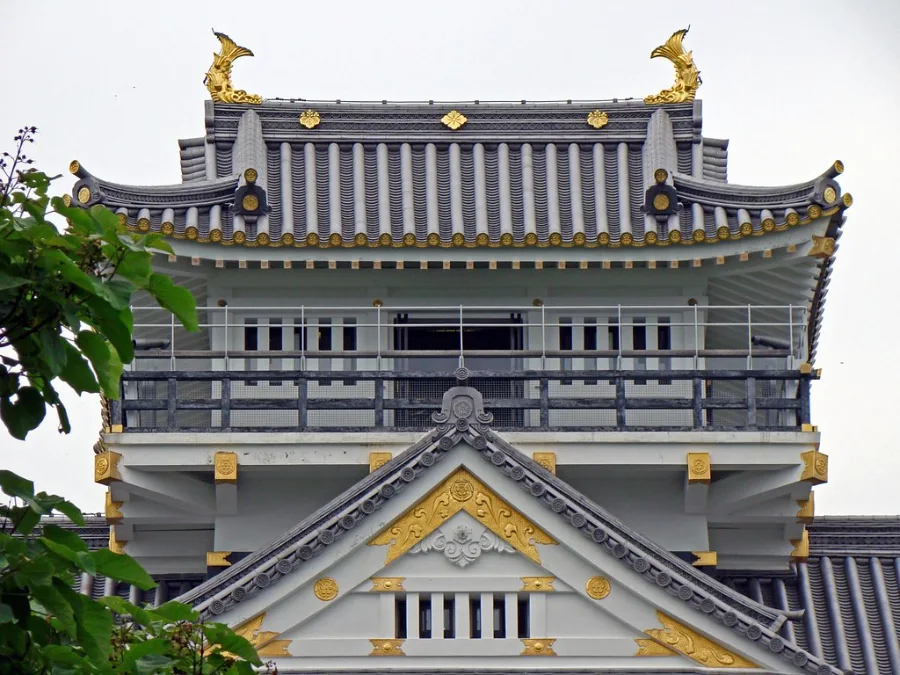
(178, 381, 841, 675)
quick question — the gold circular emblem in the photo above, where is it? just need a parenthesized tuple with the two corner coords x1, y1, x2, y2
(116, 211, 127, 226)
(691, 458, 708, 475)
(815, 458, 828, 475)
(669, 229, 683, 244)
(281, 232, 295, 246)
(740, 222, 752, 236)
(823, 186, 836, 204)
(354, 232, 368, 246)
(372, 458, 388, 470)
(621, 232, 633, 246)
(233, 230, 247, 245)
(531, 641, 546, 652)
(243, 168, 258, 183)
(549, 232, 562, 246)
(69, 160, 81, 175)
(786, 212, 800, 226)
(96, 458, 109, 475)
(807, 205, 822, 219)
(842, 193, 853, 207)
(210, 229, 223, 242)
(383, 580, 394, 589)
(62, 194, 73, 207)
(161, 221, 174, 235)
(328, 233, 342, 246)
(137, 218, 151, 232)
(450, 479, 474, 502)
(77, 186, 91, 204)
(500, 233, 514, 246)
(185, 226, 199, 241)
(257, 232, 270, 246)
(242, 194, 259, 211)
(379, 233, 392, 246)
(475, 233, 489, 246)
(586, 575, 611, 599)
(380, 642, 394, 653)
(645, 231, 658, 245)
(532, 580, 544, 589)
(573, 232, 586, 245)
(690, 229, 703, 243)
(761, 218, 775, 232)
(217, 458, 236, 476)
(833, 160, 844, 174)
(426, 232, 440, 246)
(716, 226, 729, 240)
(402, 232, 416, 246)
(524, 232, 538, 246)
(314, 577, 339, 601)
(652, 193, 670, 211)
(654, 168, 668, 184)
(307, 232, 320, 246)
(452, 232, 465, 246)
(598, 232, 610, 245)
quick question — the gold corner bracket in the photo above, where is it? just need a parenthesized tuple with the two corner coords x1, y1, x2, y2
(369, 639, 405, 656)
(94, 451, 122, 485)
(369, 452, 392, 473)
(801, 448, 828, 485)
(214, 451, 238, 484)
(205, 31, 262, 105)
(686, 452, 710, 484)
(521, 638, 557, 656)
(644, 28, 701, 104)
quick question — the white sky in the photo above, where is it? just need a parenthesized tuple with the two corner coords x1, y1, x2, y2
(1, 0, 898, 515)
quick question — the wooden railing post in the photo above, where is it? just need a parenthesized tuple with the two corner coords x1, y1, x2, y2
(220, 376, 231, 431)
(298, 377, 308, 430)
(167, 378, 177, 430)
(539, 377, 549, 429)
(374, 376, 384, 428)
(615, 376, 626, 429)
(692, 377, 703, 429)
(745, 376, 757, 428)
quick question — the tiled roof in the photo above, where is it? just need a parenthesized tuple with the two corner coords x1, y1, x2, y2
(71, 101, 849, 253)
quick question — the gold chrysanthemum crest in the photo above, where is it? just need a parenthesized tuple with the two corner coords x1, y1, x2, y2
(299, 110, 321, 129)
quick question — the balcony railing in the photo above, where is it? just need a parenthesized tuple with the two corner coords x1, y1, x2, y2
(113, 369, 813, 433)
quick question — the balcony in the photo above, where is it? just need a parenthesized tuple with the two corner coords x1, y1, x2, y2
(113, 303, 814, 433)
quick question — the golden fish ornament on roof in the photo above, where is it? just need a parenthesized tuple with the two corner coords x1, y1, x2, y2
(205, 30, 262, 105)
(644, 27, 702, 105)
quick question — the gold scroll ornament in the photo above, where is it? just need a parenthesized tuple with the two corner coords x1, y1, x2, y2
(369, 468, 556, 564)
(635, 610, 756, 668)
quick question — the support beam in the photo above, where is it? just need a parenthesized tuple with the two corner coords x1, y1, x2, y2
(216, 483, 237, 515)
(118, 466, 216, 515)
(707, 467, 803, 515)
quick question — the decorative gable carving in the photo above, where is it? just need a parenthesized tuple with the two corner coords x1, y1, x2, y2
(409, 523, 515, 568)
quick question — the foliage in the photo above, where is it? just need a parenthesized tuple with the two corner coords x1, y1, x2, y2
(0, 469, 264, 674)
(0, 127, 198, 439)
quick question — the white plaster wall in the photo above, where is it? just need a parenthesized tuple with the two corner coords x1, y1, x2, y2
(561, 472, 708, 551)
(214, 468, 366, 551)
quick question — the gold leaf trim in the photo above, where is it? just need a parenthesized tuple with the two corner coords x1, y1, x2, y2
(801, 448, 828, 484)
(635, 638, 679, 656)
(521, 638, 556, 656)
(313, 577, 339, 601)
(231, 613, 293, 658)
(369, 639, 405, 656)
(368, 468, 556, 564)
(214, 451, 238, 484)
(104, 491, 123, 524)
(206, 551, 231, 567)
(94, 451, 122, 485)
(686, 452, 710, 484)
(369, 452, 392, 473)
(637, 610, 756, 668)
(370, 577, 405, 592)
(585, 575, 611, 599)
(532, 452, 556, 474)
(520, 576, 555, 592)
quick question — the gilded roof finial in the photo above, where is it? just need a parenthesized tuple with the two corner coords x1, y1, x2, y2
(205, 30, 262, 105)
(644, 27, 701, 105)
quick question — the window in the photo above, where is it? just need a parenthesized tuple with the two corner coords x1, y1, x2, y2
(343, 318, 357, 385)
(493, 596, 506, 638)
(559, 317, 573, 384)
(633, 317, 647, 381)
(608, 318, 620, 382)
(269, 318, 282, 386)
(444, 596, 455, 638)
(395, 596, 407, 639)
(584, 318, 598, 385)
(469, 595, 481, 638)
(244, 318, 258, 386)
(517, 595, 530, 638)
(658, 317, 672, 383)
(318, 319, 332, 385)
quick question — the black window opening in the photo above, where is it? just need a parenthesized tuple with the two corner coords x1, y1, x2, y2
(419, 596, 432, 638)
(395, 596, 407, 639)
(444, 595, 455, 638)
(658, 317, 672, 384)
(394, 594, 514, 639)
(269, 318, 282, 386)
(244, 318, 258, 386)
(583, 319, 598, 384)
(518, 595, 530, 638)
(470, 595, 481, 638)
(317, 319, 332, 385)
(493, 596, 506, 638)
(559, 317, 573, 384)
(342, 318, 357, 385)
(633, 318, 647, 383)
(607, 318, 620, 383)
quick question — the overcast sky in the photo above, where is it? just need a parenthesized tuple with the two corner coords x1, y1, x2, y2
(1, 0, 898, 515)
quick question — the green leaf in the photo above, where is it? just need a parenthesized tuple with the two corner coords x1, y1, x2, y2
(69, 590, 114, 662)
(84, 296, 134, 363)
(0, 386, 46, 440)
(149, 600, 198, 622)
(75, 331, 122, 395)
(0, 470, 35, 499)
(58, 340, 100, 395)
(41, 524, 88, 552)
(39, 328, 68, 378)
(114, 249, 152, 286)
(99, 595, 156, 626)
(50, 498, 85, 526)
(202, 623, 262, 665)
(0, 603, 12, 624)
(32, 583, 77, 638)
(41, 536, 96, 574)
(0, 271, 28, 290)
(148, 273, 199, 332)
(91, 549, 156, 590)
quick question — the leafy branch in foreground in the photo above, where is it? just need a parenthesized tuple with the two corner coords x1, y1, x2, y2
(0, 127, 198, 439)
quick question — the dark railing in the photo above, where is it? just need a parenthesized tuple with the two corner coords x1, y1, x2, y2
(113, 370, 813, 433)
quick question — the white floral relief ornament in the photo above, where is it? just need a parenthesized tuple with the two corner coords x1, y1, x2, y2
(409, 524, 514, 568)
